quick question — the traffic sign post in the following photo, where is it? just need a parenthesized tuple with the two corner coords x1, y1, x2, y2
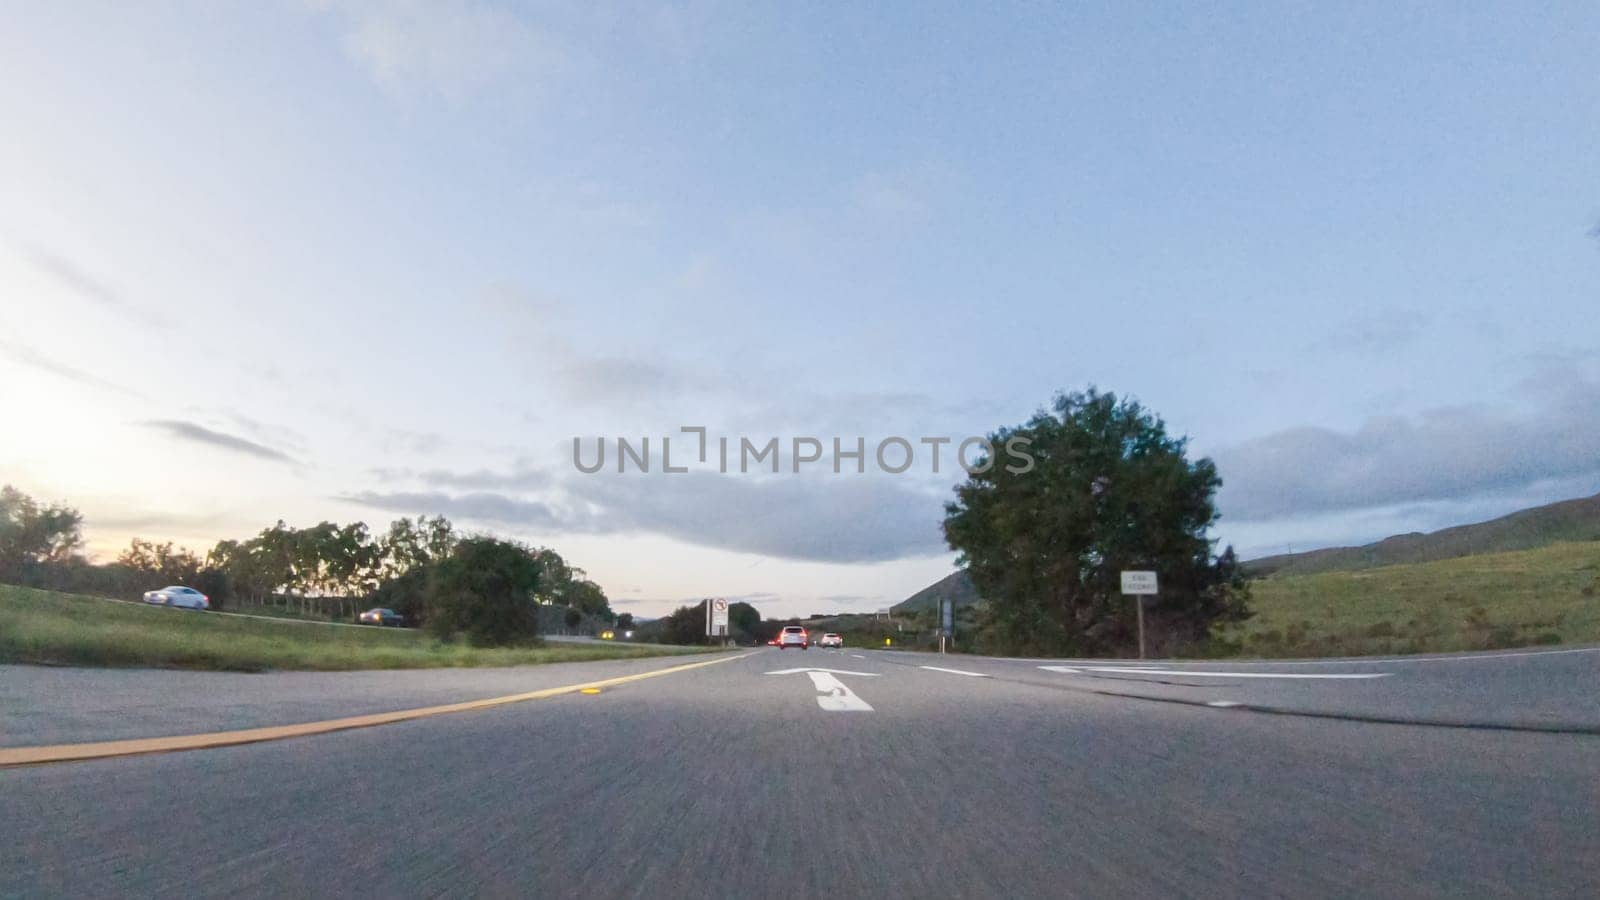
(940, 597, 954, 655)
(706, 597, 730, 640)
(1120, 571, 1159, 660)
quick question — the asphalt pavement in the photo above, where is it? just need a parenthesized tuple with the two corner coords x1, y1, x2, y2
(4, 646, 1598, 898)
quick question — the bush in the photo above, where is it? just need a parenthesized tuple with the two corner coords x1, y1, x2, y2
(424, 538, 543, 647)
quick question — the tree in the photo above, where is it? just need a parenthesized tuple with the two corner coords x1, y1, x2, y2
(565, 579, 613, 621)
(728, 601, 761, 640)
(424, 537, 543, 646)
(616, 612, 635, 630)
(658, 600, 709, 645)
(943, 388, 1250, 657)
(117, 538, 202, 586)
(0, 485, 84, 579)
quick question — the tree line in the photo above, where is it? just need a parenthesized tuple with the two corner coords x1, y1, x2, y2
(0, 485, 613, 646)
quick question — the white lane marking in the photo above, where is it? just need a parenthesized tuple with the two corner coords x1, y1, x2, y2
(765, 667, 879, 677)
(1040, 665, 1389, 680)
(850, 654, 865, 659)
(918, 665, 991, 678)
(806, 671, 874, 712)
(1002, 645, 1600, 667)
(1208, 701, 1243, 708)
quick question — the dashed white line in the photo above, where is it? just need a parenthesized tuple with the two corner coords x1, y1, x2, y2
(1207, 700, 1244, 708)
(1040, 665, 1389, 680)
(918, 665, 991, 678)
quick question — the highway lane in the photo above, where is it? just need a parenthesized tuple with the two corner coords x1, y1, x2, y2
(4, 648, 1598, 898)
(0, 654, 728, 747)
(864, 645, 1600, 732)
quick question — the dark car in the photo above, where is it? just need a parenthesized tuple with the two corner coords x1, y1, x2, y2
(359, 608, 405, 627)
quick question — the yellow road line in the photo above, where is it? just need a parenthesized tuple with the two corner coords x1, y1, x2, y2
(0, 652, 752, 768)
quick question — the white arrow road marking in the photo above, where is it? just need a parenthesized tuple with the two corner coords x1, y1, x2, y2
(764, 668, 877, 711)
(807, 671, 874, 711)
(1040, 665, 1390, 680)
(764, 668, 880, 677)
(918, 665, 990, 677)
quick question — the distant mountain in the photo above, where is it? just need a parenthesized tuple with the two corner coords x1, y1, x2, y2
(891, 570, 980, 616)
(1246, 491, 1600, 577)
(891, 492, 1600, 609)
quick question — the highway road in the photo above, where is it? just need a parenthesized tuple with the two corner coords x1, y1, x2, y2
(4, 646, 1598, 898)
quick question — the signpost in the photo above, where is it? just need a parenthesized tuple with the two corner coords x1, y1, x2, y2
(1120, 571, 1159, 660)
(706, 597, 729, 639)
(939, 597, 954, 655)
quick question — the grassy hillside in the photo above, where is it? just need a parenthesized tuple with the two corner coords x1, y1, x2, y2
(1216, 540, 1600, 657)
(0, 585, 714, 672)
(1247, 492, 1600, 577)
(891, 570, 979, 616)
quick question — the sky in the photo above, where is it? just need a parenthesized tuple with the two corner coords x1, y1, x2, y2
(2, 1, 1597, 618)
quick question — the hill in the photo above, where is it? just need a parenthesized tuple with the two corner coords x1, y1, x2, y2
(891, 569, 980, 616)
(1246, 491, 1600, 577)
(1219, 539, 1600, 657)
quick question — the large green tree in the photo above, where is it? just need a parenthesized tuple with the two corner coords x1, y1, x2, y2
(0, 485, 83, 579)
(943, 389, 1249, 657)
(424, 537, 544, 646)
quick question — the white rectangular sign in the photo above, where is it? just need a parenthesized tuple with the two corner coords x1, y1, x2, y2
(1120, 571, 1159, 595)
(708, 597, 729, 635)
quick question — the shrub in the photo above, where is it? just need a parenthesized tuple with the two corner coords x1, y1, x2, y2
(424, 538, 543, 647)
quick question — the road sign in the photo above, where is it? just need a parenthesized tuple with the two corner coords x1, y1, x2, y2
(1120, 571, 1158, 661)
(1120, 571, 1159, 595)
(707, 597, 729, 636)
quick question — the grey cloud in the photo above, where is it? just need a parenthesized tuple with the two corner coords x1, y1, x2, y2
(566, 470, 947, 563)
(20, 246, 118, 307)
(0, 341, 141, 397)
(144, 420, 296, 464)
(1307, 309, 1431, 356)
(557, 357, 719, 406)
(1214, 377, 1600, 521)
(343, 490, 565, 531)
(372, 463, 550, 492)
(17, 244, 163, 325)
(345, 465, 948, 564)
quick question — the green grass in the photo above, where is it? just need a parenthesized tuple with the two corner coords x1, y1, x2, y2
(1215, 540, 1600, 658)
(0, 584, 719, 672)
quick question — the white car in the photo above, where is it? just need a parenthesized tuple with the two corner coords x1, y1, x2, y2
(777, 625, 809, 649)
(818, 633, 843, 648)
(143, 585, 210, 610)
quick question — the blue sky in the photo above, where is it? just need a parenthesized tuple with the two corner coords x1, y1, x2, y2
(2, 1, 1597, 617)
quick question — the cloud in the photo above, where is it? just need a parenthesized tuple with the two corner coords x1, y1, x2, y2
(345, 466, 949, 564)
(143, 421, 296, 464)
(0, 341, 142, 397)
(372, 462, 551, 492)
(1214, 375, 1600, 521)
(818, 594, 875, 606)
(14, 244, 163, 325)
(311, 0, 563, 99)
(557, 357, 717, 406)
(566, 470, 948, 563)
(1307, 309, 1432, 356)
(342, 490, 565, 530)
